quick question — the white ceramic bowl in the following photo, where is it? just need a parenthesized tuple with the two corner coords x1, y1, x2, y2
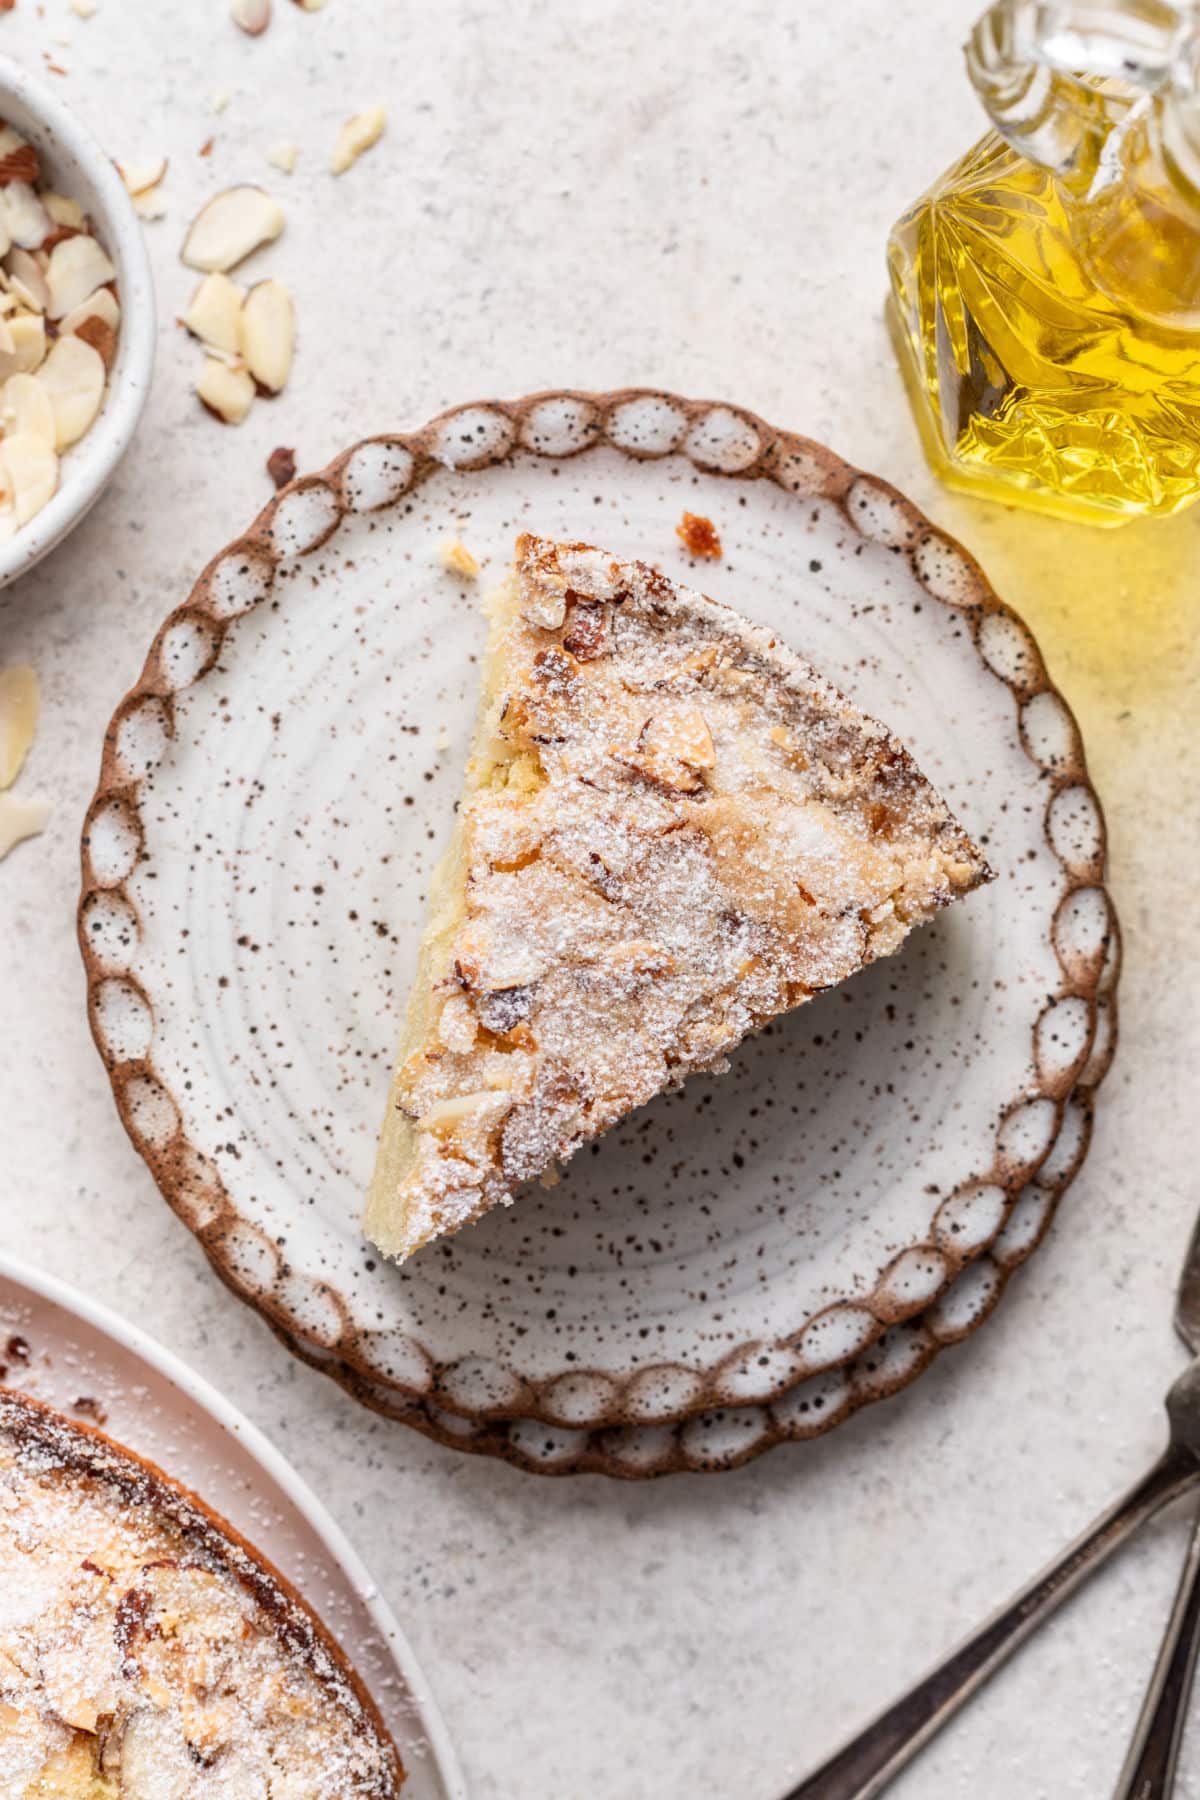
(0, 56, 154, 589)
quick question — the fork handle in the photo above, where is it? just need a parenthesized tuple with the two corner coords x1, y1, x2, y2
(782, 1446, 1197, 1800)
(1113, 1504, 1200, 1800)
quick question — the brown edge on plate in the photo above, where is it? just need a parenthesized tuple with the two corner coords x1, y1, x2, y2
(0, 1384, 405, 1789)
(76, 387, 1120, 1477)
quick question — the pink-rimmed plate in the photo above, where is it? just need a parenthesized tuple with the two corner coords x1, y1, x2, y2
(0, 1249, 466, 1793)
(78, 390, 1118, 1478)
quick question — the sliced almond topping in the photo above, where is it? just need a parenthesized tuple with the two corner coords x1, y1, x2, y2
(6, 247, 50, 312)
(0, 314, 47, 378)
(118, 159, 168, 198)
(0, 315, 12, 356)
(438, 537, 479, 578)
(0, 663, 39, 788)
(291, 0, 328, 9)
(58, 284, 120, 338)
(438, 993, 479, 1053)
(417, 1090, 513, 1137)
(44, 234, 116, 317)
(265, 142, 298, 175)
(0, 790, 50, 861)
(42, 190, 86, 230)
(2, 373, 56, 446)
(37, 334, 105, 447)
(230, 0, 270, 31)
(69, 0, 99, 17)
(239, 277, 293, 393)
(643, 707, 716, 770)
(181, 271, 244, 355)
(182, 185, 284, 273)
(195, 357, 255, 424)
(0, 431, 57, 523)
(212, 88, 232, 114)
(2, 182, 51, 250)
(330, 106, 386, 175)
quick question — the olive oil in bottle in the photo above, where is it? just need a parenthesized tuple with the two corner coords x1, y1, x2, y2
(888, 0, 1200, 525)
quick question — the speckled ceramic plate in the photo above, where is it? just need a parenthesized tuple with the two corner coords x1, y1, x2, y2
(79, 391, 1118, 1479)
(0, 1251, 465, 1796)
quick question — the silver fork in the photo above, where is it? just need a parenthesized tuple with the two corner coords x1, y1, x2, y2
(782, 1210, 1200, 1800)
(1111, 1213, 1200, 1800)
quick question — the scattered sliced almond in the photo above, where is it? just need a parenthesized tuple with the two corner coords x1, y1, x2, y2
(265, 142, 298, 175)
(69, 0, 99, 17)
(2, 183, 51, 250)
(2, 373, 56, 446)
(6, 247, 50, 313)
(230, 0, 270, 32)
(45, 234, 116, 317)
(196, 357, 254, 424)
(212, 89, 232, 115)
(133, 186, 167, 222)
(182, 185, 284, 273)
(58, 284, 120, 338)
(0, 431, 57, 523)
(0, 314, 47, 378)
(439, 537, 480, 578)
(42, 191, 86, 230)
(291, 0, 328, 9)
(119, 159, 168, 198)
(181, 271, 244, 355)
(0, 790, 50, 861)
(37, 334, 105, 448)
(240, 277, 293, 393)
(0, 663, 38, 788)
(330, 106, 386, 175)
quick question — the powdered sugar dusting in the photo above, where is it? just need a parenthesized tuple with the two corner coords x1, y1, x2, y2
(367, 534, 990, 1263)
(0, 1387, 403, 1797)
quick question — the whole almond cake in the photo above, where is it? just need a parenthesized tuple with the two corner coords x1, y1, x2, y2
(366, 533, 991, 1263)
(0, 1387, 404, 1798)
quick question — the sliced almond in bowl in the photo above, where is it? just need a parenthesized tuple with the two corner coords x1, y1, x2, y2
(37, 334, 105, 448)
(6, 246, 50, 313)
(74, 316, 117, 369)
(182, 186, 284, 273)
(0, 315, 47, 379)
(45, 235, 117, 318)
(196, 358, 255, 424)
(182, 272, 244, 355)
(240, 278, 293, 393)
(2, 373, 55, 446)
(42, 191, 85, 231)
(2, 182, 50, 250)
(58, 284, 120, 339)
(0, 662, 38, 787)
(0, 432, 58, 523)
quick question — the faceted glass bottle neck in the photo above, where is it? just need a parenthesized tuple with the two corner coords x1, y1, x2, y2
(968, 0, 1200, 325)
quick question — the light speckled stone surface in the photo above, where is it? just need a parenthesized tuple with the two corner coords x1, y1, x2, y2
(1, 3, 1199, 1795)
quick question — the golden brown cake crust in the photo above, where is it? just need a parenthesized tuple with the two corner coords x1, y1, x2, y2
(0, 1385, 405, 1798)
(365, 533, 991, 1262)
